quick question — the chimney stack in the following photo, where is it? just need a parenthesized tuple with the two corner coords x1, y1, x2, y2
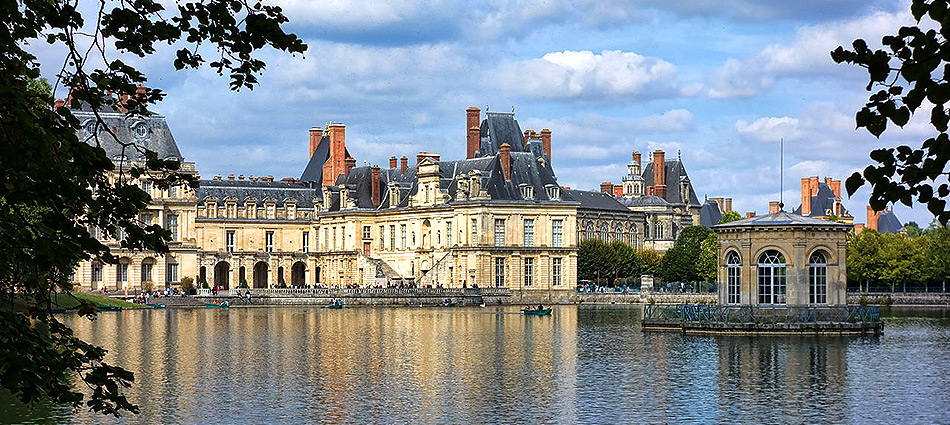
(809, 176, 820, 196)
(600, 182, 614, 194)
(499, 143, 511, 180)
(524, 130, 531, 147)
(309, 127, 323, 158)
(344, 157, 356, 177)
(228, 174, 235, 181)
(830, 179, 841, 198)
(540, 129, 551, 163)
(371, 165, 381, 207)
(801, 178, 812, 216)
(322, 123, 346, 186)
(633, 151, 641, 166)
(400, 156, 408, 174)
(724, 198, 733, 212)
(467, 107, 480, 159)
(867, 206, 882, 231)
(54, 98, 65, 109)
(653, 150, 666, 200)
(769, 201, 780, 214)
(389, 156, 397, 169)
(239, 174, 244, 180)
(746, 212, 756, 218)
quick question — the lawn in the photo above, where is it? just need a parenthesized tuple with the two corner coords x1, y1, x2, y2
(50, 291, 144, 310)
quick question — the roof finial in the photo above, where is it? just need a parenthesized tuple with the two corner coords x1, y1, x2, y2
(678, 149, 682, 161)
(511, 106, 515, 113)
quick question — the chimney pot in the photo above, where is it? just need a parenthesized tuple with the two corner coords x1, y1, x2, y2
(400, 156, 408, 174)
(228, 174, 235, 181)
(769, 201, 780, 214)
(466, 107, 480, 159)
(653, 150, 666, 200)
(371, 165, 381, 207)
(499, 143, 511, 180)
(390, 156, 397, 169)
(540, 129, 552, 164)
(746, 212, 756, 218)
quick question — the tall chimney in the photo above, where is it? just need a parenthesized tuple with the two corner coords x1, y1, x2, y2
(653, 150, 666, 200)
(632, 151, 641, 166)
(600, 182, 613, 194)
(371, 165, 381, 207)
(400, 156, 408, 174)
(867, 206, 882, 231)
(809, 176, 819, 196)
(467, 107, 480, 159)
(344, 157, 356, 177)
(801, 178, 811, 216)
(769, 201, 780, 214)
(322, 123, 346, 186)
(309, 127, 323, 158)
(499, 143, 511, 180)
(746, 212, 756, 218)
(389, 156, 397, 169)
(724, 198, 733, 212)
(830, 180, 841, 198)
(524, 130, 531, 148)
(540, 128, 551, 163)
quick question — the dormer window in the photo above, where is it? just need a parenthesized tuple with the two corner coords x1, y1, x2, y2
(545, 185, 560, 200)
(521, 184, 534, 200)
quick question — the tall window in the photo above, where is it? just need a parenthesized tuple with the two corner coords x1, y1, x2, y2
(324, 228, 329, 251)
(166, 263, 178, 283)
(378, 226, 385, 250)
(494, 258, 505, 287)
(523, 219, 534, 247)
(727, 251, 741, 304)
(809, 251, 828, 304)
(140, 212, 152, 226)
(552, 219, 563, 247)
(471, 218, 478, 245)
(302, 231, 310, 253)
(226, 230, 235, 252)
(266, 204, 275, 219)
(494, 219, 505, 246)
(166, 214, 178, 241)
(400, 224, 407, 250)
(757, 250, 786, 304)
(91, 263, 102, 282)
(552, 258, 562, 286)
(363, 225, 371, 240)
(168, 185, 178, 198)
(446, 222, 453, 246)
(117, 263, 128, 283)
(523, 258, 534, 286)
(332, 227, 337, 250)
(141, 180, 152, 195)
(141, 260, 153, 282)
(265, 231, 275, 252)
(390, 225, 396, 251)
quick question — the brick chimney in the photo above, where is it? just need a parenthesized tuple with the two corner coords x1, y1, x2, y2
(769, 201, 780, 214)
(867, 206, 882, 231)
(801, 178, 812, 216)
(613, 185, 623, 197)
(371, 165, 381, 207)
(389, 156, 397, 169)
(809, 176, 819, 196)
(344, 157, 356, 177)
(632, 151, 641, 166)
(322, 123, 346, 186)
(54, 98, 65, 109)
(524, 130, 531, 147)
(499, 143, 511, 180)
(600, 182, 613, 194)
(653, 150, 666, 200)
(400, 156, 408, 174)
(309, 127, 323, 158)
(467, 107, 480, 159)
(228, 174, 235, 181)
(724, 198, 732, 212)
(746, 212, 756, 218)
(830, 179, 841, 198)
(540, 129, 551, 163)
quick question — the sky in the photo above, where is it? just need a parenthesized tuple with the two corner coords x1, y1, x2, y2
(35, 0, 945, 227)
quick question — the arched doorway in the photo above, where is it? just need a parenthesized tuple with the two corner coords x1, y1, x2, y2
(214, 261, 230, 289)
(291, 261, 306, 287)
(314, 266, 321, 285)
(239, 266, 247, 287)
(253, 261, 268, 288)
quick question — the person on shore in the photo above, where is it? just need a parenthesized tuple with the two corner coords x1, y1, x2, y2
(245, 291, 251, 304)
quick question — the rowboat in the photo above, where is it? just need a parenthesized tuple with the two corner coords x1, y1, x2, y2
(150, 304, 166, 309)
(442, 302, 457, 307)
(326, 304, 343, 310)
(522, 307, 552, 316)
(204, 302, 229, 309)
(98, 306, 122, 312)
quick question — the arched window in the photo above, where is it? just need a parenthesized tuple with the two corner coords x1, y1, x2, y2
(599, 222, 609, 242)
(757, 250, 786, 304)
(614, 223, 623, 242)
(727, 251, 741, 304)
(809, 251, 828, 304)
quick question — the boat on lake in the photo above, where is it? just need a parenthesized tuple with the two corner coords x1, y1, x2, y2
(326, 303, 344, 310)
(98, 306, 122, 311)
(150, 304, 166, 309)
(204, 302, 229, 309)
(522, 307, 552, 316)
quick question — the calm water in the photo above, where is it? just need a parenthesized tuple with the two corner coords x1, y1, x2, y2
(4, 305, 950, 424)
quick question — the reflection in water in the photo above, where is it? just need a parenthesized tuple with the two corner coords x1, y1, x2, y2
(1, 306, 949, 424)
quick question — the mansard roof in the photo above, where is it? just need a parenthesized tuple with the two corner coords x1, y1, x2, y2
(71, 106, 184, 162)
(877, 210, 904, 234)
(641, 159, 701, 206)
(196, 179, 320, 208)
(477, 112, 528, 157)
(792, 182, 853, 219)
(299, 133, 352, 189)
(699, 200, 724, 228)
(561, 189, 631, 212)
(618, 195, 670, 208)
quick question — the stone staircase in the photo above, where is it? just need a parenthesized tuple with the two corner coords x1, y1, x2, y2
(363, 256, 405, 285)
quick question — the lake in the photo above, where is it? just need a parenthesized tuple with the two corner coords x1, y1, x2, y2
(4, 305, 950, 424)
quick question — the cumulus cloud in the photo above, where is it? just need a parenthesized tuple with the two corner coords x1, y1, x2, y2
(735, 116, 801, 143)
(637, 109, 694, 132)
(494, 50, 678, 100)
(641, 0, 902, 22)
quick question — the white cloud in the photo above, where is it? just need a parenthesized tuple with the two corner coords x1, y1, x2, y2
(637, 109, 694, 132)
(494, 50, 679, 100)
(735, 116, 801, 142)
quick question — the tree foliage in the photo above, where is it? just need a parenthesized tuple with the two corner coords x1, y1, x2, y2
(718, 210, 742, 224)
(577, 239, 661, 284)
(1, 0, 304, 416)
(832, 0, 950, 224)
(847, 226, 950, 288)
(658, 226, 717, 282)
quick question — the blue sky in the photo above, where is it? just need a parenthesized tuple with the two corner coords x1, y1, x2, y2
(38, 0, 943, 226)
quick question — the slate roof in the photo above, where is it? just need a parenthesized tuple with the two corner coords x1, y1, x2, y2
(877, 210, 904, 234)
(792, 182, 853, 219)
(196, 179, 321, 208)
(699, 200, 724, 228)
(299, 133, 352, 189)
(713, 211, 852, 229)
(71, 108, 184, 162)
(618, 195, 670, 208)
(641, 159, 700, 206)
(562, 189, 630, 212)
(477, 112, 528, 157)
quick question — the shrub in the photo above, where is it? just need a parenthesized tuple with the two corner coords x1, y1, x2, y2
(180, 276, 194, 291)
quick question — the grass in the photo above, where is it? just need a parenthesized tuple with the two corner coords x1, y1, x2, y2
(50, 291, 144, 310)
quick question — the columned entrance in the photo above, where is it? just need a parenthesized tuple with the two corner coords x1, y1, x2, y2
(253, 261, 268, 288)
(291, 261, 306, 287)
(214, 261, 230, 289)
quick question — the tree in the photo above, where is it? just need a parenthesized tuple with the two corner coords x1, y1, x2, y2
(718, 210, 742, 224)
(832, 0, 950, 224)
(658, 226, 716, 283)
(0, 0, 304, 416)
(610, 240, 640, 280)
(904, 221, 924, 238)
(921, 225, 950, 290)
(635, 249, 663, 277)
(577, 239, 618, 284)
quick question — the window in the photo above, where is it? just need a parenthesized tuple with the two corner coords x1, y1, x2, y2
(390, 225, 396, 251)
(226, 230, 235, 252)
(727, 251, 741, 305)
(552, 219, 563, 247)
(363, 225, 371, 240)
(266, 231, 275, 252)
(266, 204, 275, 219)
(92, 263, 103, 282)
(495, 258, 505, 287)
(166, 214, 178, 241)
(302, 231, 310, 253)
(400, 224, 407, 250)
(523, 258, 534, 286)
(89, 225, 101, 240)
(757, 250, 786, 304)
(166, 263, 178, 283)
(521, 185, 533, 199)
(599, 222, 609, 242)
(141, 180, 152, 195)
(115, 226, 126, 242)
(552, 258, 562, 286)
(140, 213, 153, 226)
(324, 228, 329, 251)
(168, 185, 178, 198)
(471, 219, 478, 245)
(141, 261, 153, 282)
(379, 226, 385, 250)
(494, 219, 505, 246)
(332, 227, 337, 250)
(809, 251, 828, 304)
(117, 263, 128, 283)
(523, 219, 534, 247)
(287, 204, 296, 220)
(446, 222, 452, 246)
